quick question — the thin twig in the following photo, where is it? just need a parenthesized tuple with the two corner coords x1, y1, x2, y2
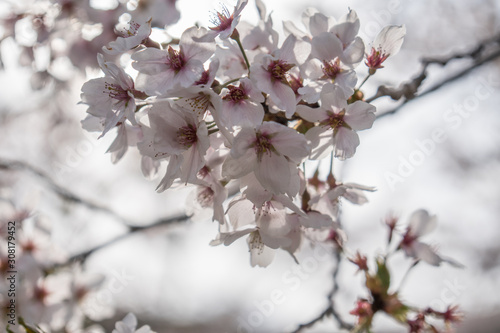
(62, 213, 189, 266)
(0, 157, 191, 265)
(0, 158, 114, 215)
(365, 33, 500, 117)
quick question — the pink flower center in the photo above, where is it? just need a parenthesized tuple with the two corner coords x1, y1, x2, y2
(177, 124, 198, 148)
(401, 231, 417, 247)
(117, 21, 140, 38)
(198, 165, 210, 179)
(195, 70, 210, 85)
(22, 239, 37, 253)
(322, 58, 342, 81)
(75, 286, 88, 301)
(253, 131, 277, 161)
(288, 74, 303, 96)
(197, 186, 214, 208)
(365, 47, 389, 70)
(321, 110, 347, 130)
(209, 5, 233, 32)
(267, 60, 295, 83)
(34, 284, 50, 303)
(222, 85, 247, 103)
(104, 82, 130, 101)
(166, 46, 186, 72)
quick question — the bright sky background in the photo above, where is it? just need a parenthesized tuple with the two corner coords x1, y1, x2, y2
(1, 0, 499, 332)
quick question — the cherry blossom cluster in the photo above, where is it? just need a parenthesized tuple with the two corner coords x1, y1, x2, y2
(0, 202, 114, 332)
(80, 0, 409, 267)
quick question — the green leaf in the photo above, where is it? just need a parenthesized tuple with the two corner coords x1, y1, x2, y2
(376, 258, 391, 294)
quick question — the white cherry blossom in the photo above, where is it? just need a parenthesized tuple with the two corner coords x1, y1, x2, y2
(222, 121, 310, 196)
(297, 86, 376, 160)
(132, 26, 215, 95)
(112, 313, 155, 333)
(80, 54, 140, 138)
(103, 18, 152, 55)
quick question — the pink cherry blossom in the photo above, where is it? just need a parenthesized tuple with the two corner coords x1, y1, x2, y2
(222, 121, 310, 196)
(102, 18, 152, 55)
(137, 100, 210, 192)
(213, 196, 294, 267)
(250, 34, 310, 117)
(203, 0, 249, 40)
(112, 313, 156, 333)
(302, 31, 358, 98)
(220, 77, 264, 129)
(80, 54, 139, 138)
(366, 25, 406, 72)
(132, 26, 215, 95)
(330, 10, 365, 67)
(399, 209, 462, 267)
(297, 86, 375, 160)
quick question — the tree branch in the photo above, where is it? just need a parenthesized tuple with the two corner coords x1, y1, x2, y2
(366, 33, 500, 118)
(0, 157, 191, 265)
(0, 158, 117, 215)
(63, 213, 190, 266)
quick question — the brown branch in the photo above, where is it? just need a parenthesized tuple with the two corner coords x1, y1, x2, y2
(0, 158, 115, 214)
(0, 157, 190, 265)
(62, 213, 189, 266)
(365, 32, 500, 117)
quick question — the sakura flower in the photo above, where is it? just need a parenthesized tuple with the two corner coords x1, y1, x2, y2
(302, 31, 358, 98)
(241, 0, 278, 53)
(222, 121, 310, 196)
(132, 26, 215, 95)
(366, 25, 406, 73)
(103, 18, 152, 55)
(106, 122, 143, 164)
(63, 265, 108, 330)
(199, 0, 248, 40)
(80, 54, 140, 138)
(283, 7, 333, 40)
(187, 134, 229, 224)
(329, 9, 365, 67)
(398, 209, 462, 267)
(250, 34, 310, 117)
(18, 275, 68, 331)
(220, 77, 265, 129)
(112, 313, 155, 333)
(213, 196, 294, 267)
(137, 100, 210, 192)
(297, 86, 375, 160)
(326, 182, 376, 205)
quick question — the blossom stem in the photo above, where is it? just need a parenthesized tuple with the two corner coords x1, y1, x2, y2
(135, 97, 175, 106)
(396, 260, 420, 292)
(329, 151, 334, 175)
(219, 77, 243, 90)
(356, 73, 372, 91)
(231, 29, 251, 73)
